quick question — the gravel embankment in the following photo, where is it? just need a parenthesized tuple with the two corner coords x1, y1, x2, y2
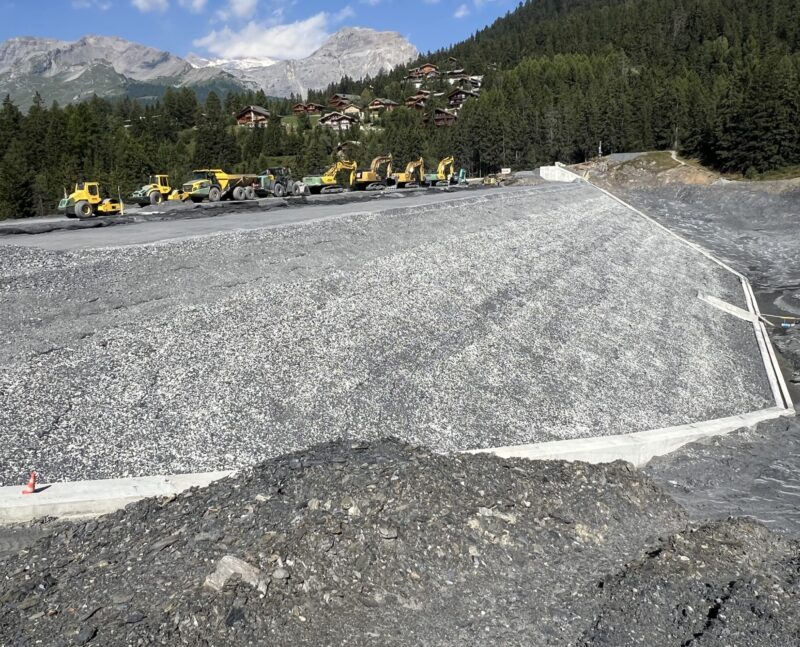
(0, 185, 773, 482)
(1, 441, 797, 646)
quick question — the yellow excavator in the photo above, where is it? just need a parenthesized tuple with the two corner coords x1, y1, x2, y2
(388, 157, 425, 188)
(424, 156, 457, 186)
(302, 160, 357, 194)
(58, 182, 123, 218)
(353, 155, 393, 191)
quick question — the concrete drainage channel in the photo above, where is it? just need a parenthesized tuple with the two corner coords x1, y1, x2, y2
(0, 172, 793, 524)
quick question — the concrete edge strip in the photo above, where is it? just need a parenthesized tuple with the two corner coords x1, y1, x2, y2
(467, 406, 793, 467)
(542, 165, 793, 412)
(0, 471, 235, 524)
(698, 292, 758, 323)
(6, 406, 790, 524)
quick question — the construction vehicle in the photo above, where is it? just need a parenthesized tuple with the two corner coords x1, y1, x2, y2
(257, 167, 296, 198)
(388, 157, 424, 188)
(182, 169, 263, 203)
(353, 155, 393, 191)
(59, 182, 123, 218)
(301, 160, 357, 194)
(424, 156, 458, 186)
(130, 175, 187, 206)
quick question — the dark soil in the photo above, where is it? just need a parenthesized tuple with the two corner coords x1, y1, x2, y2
(2, 440, 798, 646)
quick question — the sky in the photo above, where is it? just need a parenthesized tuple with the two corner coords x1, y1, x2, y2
(0, 0, 512, 61)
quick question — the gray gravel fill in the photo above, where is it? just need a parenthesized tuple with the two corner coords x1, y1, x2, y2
(0, 185, 773, 482)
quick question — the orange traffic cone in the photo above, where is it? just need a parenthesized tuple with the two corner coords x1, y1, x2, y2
(21, 472, 37, 495)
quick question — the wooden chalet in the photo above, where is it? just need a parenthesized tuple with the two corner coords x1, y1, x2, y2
(342, 104, 363, 120)
(293, 102, 326, 115)
(405, 96, 427, 110)
(236, 105, 270, 127)
(328, 93, 361, 109)
(448, 87, 480, 110)
(427, 108, 458, 127)
(367, 98, 399, 114)
(407, 63, 440, 79)
(318, 111, 358, 131)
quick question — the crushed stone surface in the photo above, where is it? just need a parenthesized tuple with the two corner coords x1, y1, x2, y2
(0, 185, 772, 482)
(1, 441, 797, 646)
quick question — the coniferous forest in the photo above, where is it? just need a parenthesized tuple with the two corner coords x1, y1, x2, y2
(1, 0, 799, 219)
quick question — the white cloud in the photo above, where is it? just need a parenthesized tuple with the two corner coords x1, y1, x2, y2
(132, 0, 168, 11)
(454, 3, 469, 17)
(73, 0, 112, 8)
(230, 0, 257, 17)
(178, 0, 206, 11)
(333, 4, 354, 20)
(195, 12, 333, 60)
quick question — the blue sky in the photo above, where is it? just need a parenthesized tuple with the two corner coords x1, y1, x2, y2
(0, 0, 512, 61)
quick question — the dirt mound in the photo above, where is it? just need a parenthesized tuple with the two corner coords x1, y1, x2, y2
(2, 440, 797, 645)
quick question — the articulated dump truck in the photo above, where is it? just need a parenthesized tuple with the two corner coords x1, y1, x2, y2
(181, 168, 299, 203)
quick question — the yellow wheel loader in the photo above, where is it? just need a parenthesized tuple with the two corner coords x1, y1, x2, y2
(354, 155, 393, 191)
(388, 157, 425, 188)
(58, 182, 123, 218)
(301, 160, 358, 194)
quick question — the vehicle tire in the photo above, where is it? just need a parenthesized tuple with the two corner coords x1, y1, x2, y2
(233, 186, 246, 201)
(244, 186, 256, 200)
(75, 200, 92, 218)
(150, 191, 163, 205)
(273, 182, 285, 197)
(208, 186, 221, 202)
(291, 181, 304, 196)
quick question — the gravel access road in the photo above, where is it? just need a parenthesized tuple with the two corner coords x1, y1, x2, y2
(0, 183, 773, 483)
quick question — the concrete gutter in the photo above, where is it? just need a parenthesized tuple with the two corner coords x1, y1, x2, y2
(0, 471, 233, 524)
(466, 407, 793, 467)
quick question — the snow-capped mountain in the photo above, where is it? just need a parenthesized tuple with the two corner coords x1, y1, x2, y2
(0, 35, 241, 107)
(187, 28, 419, 98)
(0, 28, 418, 107)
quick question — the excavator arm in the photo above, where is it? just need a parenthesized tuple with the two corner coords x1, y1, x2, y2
(370, 155, 393, 176)
(437, 156, 455, 181)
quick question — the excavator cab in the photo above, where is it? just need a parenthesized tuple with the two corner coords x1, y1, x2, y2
(389, 157, 425, 188)
(354, 155, 392, 191)
(424, 156, 456, 186)
(302, 160, 357, 194)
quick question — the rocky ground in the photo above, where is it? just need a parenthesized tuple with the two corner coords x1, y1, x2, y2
(2, 439, 799, 646)
(0, 184, 770, 483)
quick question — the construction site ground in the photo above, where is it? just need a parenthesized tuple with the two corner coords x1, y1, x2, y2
(0, 182, 774, 483)
(2, 168, 799, 646)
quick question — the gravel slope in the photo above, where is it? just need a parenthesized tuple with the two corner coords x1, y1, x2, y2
(1, 440, 797, 646)
(0, 185, 772, 482)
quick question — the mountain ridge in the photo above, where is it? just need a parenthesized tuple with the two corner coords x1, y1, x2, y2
(0, 28, 418, 107)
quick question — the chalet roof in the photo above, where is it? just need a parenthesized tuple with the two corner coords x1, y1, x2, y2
(319, 111, 357, 123)
(237, 105, 270, 118)
(330, 93, 361, 102)
(448, 87, 480, 97)
(369, 98, 399, 106)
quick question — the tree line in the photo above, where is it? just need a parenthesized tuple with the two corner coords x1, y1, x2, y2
(315, 0, 800, 176)
(1, 0, 799, 218)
